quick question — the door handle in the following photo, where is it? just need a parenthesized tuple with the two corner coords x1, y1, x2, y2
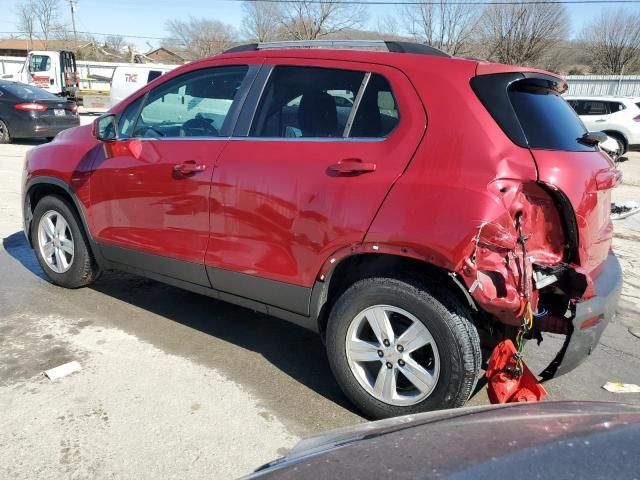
(328, 159, 376, 175)
(595, 119, 606, 122)
(173, 160, 206, 175)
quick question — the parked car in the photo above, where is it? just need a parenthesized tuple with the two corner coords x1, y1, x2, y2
(109, 64, 175, 108)
(0, 80, 79, 143)
(22, 40, 622, 419)
(247, 401, 640, 479)
(566, 95, 640, 154)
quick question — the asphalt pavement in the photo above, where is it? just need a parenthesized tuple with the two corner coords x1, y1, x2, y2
(0, 121, 638, 478)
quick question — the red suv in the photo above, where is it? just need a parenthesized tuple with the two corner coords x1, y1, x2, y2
(22, 41, 622, 419)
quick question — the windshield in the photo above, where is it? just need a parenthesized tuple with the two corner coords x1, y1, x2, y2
(1, 83, 60, 101)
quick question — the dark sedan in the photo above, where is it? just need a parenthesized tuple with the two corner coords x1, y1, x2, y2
(248, 401, 640, 479)
(0, 80, 79, 143)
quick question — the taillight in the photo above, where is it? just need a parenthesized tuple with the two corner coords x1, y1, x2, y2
(634, 114, 640, 122)
(70, 103, 78, 113)
(14, 103, 47, 111)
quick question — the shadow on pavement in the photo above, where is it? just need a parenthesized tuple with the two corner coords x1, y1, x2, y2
(8, 139, 48, 146)
(3, 230, 359, 416)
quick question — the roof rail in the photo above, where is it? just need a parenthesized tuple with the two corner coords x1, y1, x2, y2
(223, 40, 450, 57)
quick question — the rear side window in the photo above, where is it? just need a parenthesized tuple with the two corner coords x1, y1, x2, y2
(509, 83, 593, 151)
(249, 66, 399, 139)
(472, 74, 594, 152)
(250, 66, 364, 138)
(608, 102, 625, 112)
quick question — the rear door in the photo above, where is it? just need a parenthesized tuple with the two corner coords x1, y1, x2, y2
(206, 61, 426, 314)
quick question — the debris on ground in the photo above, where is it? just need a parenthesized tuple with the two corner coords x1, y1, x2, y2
(611, 201, 640, 220)
(486, 339, 548, 403)
(602, 382, 640, 393)
(44, 361, 82, 381)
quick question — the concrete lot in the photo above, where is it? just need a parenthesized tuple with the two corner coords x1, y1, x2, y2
(1, 118, 639, 478)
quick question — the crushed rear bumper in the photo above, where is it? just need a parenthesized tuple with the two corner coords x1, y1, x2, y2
(541, 252, 623, 379)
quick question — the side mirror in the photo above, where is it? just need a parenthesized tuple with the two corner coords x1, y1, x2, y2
(93, 114, 117, 142)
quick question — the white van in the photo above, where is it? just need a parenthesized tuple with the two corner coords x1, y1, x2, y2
(109, 64, 176, 107)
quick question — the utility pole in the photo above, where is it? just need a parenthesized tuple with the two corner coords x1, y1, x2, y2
(68, 0, 78, 50)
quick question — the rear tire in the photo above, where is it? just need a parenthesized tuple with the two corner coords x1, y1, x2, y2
(31, 194, 100, 288)
(0, 119, 10, 144)
(326, 277, 481, 419)
(607, 132, 627, 156)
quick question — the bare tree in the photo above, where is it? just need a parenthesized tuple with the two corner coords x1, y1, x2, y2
(165, 17, 238, 59)
(16, 1, 37, 49)
(581, 9, 640, 74)
(400, 0, 480, 55)
(104, 35, 126, 54)
(275, 0, 368, 40)
(34, 0, 63, 49)
(476, 1, 568, 66)
(242, 1, 282, 42)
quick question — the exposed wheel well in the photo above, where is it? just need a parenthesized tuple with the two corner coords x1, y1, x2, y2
(315, 253, 477, 338)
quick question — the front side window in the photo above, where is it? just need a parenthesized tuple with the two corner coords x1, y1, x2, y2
(132, 65, 248, 138)
(29, 55, 51, 72)
(118, 95, 145, 139)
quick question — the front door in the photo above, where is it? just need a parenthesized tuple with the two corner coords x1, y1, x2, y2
(91, 64, 253, 286)
(206, 62, 426, 313)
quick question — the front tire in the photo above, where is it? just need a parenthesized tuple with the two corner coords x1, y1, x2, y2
(326, 277, 481, 419)
(31, 195, 100, 288)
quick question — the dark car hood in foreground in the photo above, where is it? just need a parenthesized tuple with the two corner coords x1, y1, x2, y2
(248, 401, 640, 479)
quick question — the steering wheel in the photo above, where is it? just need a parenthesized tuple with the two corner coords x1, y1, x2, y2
(181, 116, 218, 137)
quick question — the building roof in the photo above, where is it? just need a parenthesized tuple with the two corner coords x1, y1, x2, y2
(0, 38, 84, 52)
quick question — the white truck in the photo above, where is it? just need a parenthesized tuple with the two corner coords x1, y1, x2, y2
(1, 50, 80, 99)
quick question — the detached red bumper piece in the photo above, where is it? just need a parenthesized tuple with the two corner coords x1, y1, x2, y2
(486, 340, 548, 404)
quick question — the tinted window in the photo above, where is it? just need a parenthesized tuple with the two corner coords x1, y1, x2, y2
(147, 70, 163, 83)
(608, 102, 625, 112)
(580, 100, 608, 115)
(350, 74, 399, 137)
(0, 83, 59, 100)
(118, 95, 144, 139)
(250, 66, 365, 138)
(509, 83, 594, 151)
(133, 65, 248, 138)
(29, 55, 51, 72)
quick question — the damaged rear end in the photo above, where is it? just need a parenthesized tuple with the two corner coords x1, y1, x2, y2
(465, 68, 623, 378)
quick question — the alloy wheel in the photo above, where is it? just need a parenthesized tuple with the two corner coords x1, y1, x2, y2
(345, 305, 440, 406)
(37, 210, 75, 273)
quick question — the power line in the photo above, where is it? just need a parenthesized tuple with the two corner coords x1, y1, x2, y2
(0, 31, 167, 41)
(236, 0, 640, 4)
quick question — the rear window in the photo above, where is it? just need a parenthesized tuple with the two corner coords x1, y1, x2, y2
(0, 83, 59, 101)
(509, 83, 593, 151)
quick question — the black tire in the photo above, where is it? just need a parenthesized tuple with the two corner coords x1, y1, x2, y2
(326, 277, 481, 419)
(0, 119, 10, 144)
(31, 194, 100, 288)
(607, 132, 627, 156)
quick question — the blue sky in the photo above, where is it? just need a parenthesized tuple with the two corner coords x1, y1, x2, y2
(0, 0, 634, 51)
